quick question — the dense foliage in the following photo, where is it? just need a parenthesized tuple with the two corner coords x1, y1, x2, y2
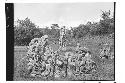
(14, 18, 44, 46)
(14, 11, 114, 46)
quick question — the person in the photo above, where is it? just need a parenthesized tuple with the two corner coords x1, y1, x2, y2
(75, 43, 81, 53)
(43, 35, 48, 40)
(59, 28, 63, 47)
(100, 45, 110, 59)
(85, 51, 91, 60)
(76, 43, 88, 55)
(59, 26, 66, 48)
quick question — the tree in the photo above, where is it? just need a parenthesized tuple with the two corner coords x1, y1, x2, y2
(50, 24, 60, 38)
(100, 10, 114, 34)
(14, 17, 43, 46)
(101, 10, 111, 20)
(51, 24, 59, 29)
(72, 24, 90, 39)
(89, 10, 114, 36)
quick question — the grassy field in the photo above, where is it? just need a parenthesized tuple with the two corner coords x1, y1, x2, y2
(14, 36, 114, 81)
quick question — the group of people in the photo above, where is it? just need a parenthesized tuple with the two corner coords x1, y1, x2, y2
(26, 34, 97, 80)
(25, 23, 114, 80)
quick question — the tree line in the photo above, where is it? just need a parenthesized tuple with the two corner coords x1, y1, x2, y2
(14, 10, 114, 46)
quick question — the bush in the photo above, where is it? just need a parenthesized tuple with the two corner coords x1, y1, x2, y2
(72, 25, 90, 39)
(14, 18, 43, 46)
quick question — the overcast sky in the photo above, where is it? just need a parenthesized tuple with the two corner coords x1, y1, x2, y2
(14, 3, 114, 28)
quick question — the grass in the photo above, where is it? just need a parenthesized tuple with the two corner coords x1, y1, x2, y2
(14, 36, 114, 81)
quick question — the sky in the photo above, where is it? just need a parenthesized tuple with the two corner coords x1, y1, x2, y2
(14, 3, 114, 28)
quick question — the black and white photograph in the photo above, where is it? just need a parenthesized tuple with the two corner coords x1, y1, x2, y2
(6, 2, 115, 81)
